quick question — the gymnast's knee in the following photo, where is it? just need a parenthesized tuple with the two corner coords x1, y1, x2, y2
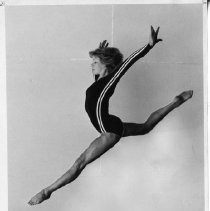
(74, 153, 87, 172)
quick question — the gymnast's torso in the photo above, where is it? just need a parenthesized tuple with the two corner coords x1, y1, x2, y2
(85, 44, 151, 136)
(85, 68, 124, 136)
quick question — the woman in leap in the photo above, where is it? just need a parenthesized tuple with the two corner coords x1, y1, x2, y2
(28, 26, 193, 205)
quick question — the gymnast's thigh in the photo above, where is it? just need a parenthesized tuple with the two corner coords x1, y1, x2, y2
(121, 122, 148, 137)
(104, 115, 124, 137)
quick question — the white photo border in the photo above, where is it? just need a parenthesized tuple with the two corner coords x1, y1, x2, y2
(0, 1, 207, 211)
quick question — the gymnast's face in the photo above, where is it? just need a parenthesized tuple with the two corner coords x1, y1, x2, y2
(91, 56, 106, 76)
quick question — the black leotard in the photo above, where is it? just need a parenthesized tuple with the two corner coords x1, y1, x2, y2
(85, 44, 152, 137)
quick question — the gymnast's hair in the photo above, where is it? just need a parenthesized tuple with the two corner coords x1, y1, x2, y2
(89, 47, 124, 74)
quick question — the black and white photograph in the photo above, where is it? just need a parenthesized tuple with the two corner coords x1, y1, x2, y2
(0, 0, 207, 211)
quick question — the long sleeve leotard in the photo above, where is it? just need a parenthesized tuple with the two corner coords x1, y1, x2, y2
(85, 43, 152, 136)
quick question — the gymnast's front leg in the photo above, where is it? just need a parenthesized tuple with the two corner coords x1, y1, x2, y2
(28, 132, 120, 205)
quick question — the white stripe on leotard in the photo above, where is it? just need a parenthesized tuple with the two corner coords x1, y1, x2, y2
(96, 44, 148, 133)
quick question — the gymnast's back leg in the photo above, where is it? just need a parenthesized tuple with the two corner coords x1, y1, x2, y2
(122, 90, 193, 137)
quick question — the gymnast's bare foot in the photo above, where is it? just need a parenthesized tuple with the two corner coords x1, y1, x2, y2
(174, 90, 193, 107)
(28, 189, 51, 205)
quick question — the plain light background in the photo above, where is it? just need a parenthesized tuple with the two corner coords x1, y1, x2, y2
(6, 4, 204, 211)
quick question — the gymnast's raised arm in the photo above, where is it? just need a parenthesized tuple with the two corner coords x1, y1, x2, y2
(124, 26, 162, 66)
(112, 26, 162, 80)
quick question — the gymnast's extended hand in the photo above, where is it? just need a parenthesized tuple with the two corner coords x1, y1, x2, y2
(149, 26, 163, 47)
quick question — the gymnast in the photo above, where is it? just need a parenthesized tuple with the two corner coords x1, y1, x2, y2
(28, 26, 193, 205)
